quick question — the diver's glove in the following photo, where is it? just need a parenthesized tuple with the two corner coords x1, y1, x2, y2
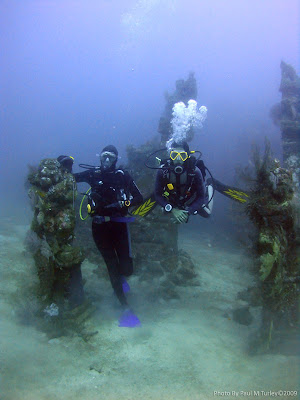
(171, 208, 189, 224)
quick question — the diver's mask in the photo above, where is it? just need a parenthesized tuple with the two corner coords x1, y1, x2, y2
(170, 150, 189, 162)
(169, 149, 189, 174)
(100, 151, 117, 170)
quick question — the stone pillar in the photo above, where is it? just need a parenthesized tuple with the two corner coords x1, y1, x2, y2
(271, 61, 300, 188)
(158, 72, 197, 144)
(270, 61, 300, 253)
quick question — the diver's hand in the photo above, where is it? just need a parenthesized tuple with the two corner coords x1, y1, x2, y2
(171, 208, 189, 224)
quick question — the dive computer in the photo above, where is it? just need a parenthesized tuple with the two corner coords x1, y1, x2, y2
(164, 204, 173, 212)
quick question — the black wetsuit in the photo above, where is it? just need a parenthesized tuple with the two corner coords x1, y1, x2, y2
(74, 167, 143, 306)
(155, 165, 206, 215)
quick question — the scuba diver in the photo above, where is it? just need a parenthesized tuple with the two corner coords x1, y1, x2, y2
(73, 145, 143, 327)
(132, 140, 248, 220)
(154, 141, 213, 223)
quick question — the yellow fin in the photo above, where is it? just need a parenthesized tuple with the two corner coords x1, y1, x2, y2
(132, 198, 156, 216)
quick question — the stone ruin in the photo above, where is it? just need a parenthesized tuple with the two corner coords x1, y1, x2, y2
(243, 61, 300, 353)
(270, 61, 300, 190)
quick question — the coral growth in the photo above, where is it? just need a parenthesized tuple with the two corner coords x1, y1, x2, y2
(243, 141, 299, 352)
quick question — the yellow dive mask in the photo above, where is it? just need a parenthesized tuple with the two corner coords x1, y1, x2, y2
(170, 151, 189, 162)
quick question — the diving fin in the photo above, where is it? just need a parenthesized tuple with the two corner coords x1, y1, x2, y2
(118, 308, 141, 328)
(131, 178, 249, 219)
(208, 178, 249, 204)
(130, 193, 157, 217)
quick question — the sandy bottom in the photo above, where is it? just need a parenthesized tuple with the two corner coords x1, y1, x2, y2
(0, 217, 299, 400)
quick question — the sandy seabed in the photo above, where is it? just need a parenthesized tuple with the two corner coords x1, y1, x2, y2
(0, 216, 299, 400)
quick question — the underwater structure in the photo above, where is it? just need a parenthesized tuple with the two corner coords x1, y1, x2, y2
(270, 61, 300, 190)
(245, 62, 300, 353)
(26, 159, 84, 309)
(158, 72, 198, 144)
(244, 141, 299, 353)
(235, 62, 299, 353)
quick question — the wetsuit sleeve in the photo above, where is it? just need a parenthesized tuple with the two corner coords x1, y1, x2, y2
(154, 169, 169, 208)
(73, 170, 93, 184)
(187, 167, 206, 214)
(125, 172, 143, 206)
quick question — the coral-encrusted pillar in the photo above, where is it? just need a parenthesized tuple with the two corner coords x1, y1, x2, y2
(27, 158, 84, 306)
(279, 61, 300, 188)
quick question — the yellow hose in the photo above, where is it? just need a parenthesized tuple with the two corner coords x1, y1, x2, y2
(79, 187, 91, 221)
